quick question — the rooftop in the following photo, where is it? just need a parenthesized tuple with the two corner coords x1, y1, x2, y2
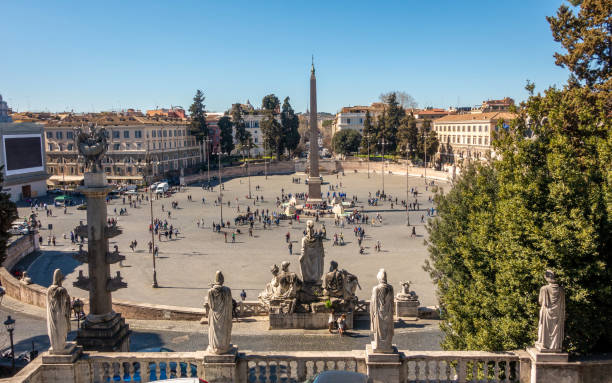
(434, 111, 517, 123)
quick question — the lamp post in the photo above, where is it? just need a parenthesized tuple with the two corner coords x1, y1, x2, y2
(205, 137, 212, 186)
(4, 315, 15, 374)
(378, 138, 388, 195)
(264, 139, 268, 180)
(423, 128, 428, 185)
(405, 144, 410, 226)
(247, 138, 252, 199)
(364, 134, 371, 179)
(217, 151, 223, 223)
(145, 152, 159, 288)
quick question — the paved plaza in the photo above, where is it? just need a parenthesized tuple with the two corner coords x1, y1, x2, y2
(18, 171, 447, 309)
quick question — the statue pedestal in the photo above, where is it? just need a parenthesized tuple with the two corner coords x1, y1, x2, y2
(307, 177, 322, 201)
(395, 298, 419, 319)
(269, 311, 353, 330)
(202, 346, 239, 383)
(366, 344, 401, 383)
(76, 312, 130, 351)
(41, 342, 82, 364)
(527, 347, 577, 383)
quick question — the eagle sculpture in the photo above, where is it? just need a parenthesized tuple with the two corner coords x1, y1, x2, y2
(74, 123, 108, 173)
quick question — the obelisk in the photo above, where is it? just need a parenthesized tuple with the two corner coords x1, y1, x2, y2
(307, 57, 322, 203)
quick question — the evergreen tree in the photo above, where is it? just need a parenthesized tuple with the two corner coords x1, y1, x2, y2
(231, 104, 251, 157)
(0, 167, 18, 265)
(397, 115, 419, 157)
(381, 92, 405, 153)
(332, 130, 362, 157)
(261, 94, 281, 113)
(360, 111, 376, 155)
(218, 116, 234, 155)
(262, 114, 283, 160)
(425, 0, 611, 355)
(281, 97, 300, 156)
(188, 90, 208, 143)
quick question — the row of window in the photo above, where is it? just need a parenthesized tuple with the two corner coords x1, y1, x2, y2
(435, 124, 489, 133)
(46, 128, 188, 140)
(440, 135, 489, 145)
(342, 118, 363, 125)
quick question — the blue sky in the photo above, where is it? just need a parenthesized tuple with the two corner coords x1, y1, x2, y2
(1, 1, 570, 114)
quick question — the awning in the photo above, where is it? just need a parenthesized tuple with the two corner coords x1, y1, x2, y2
(49, 175, 84, 182)
(106, 175, 143, 180)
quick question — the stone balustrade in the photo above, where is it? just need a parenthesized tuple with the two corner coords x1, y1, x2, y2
(242, 350, 366, 383)
(88, 352, 202, 383)
(6, 347, 612, 383)
(400, 351, 522, 383)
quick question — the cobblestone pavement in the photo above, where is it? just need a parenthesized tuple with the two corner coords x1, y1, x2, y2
(0, 296, 442, 353)
(17, 172, 447, 309)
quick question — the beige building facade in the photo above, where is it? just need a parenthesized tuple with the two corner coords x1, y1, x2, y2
(433, 111, 515, 164)
(44, 115, 201, 186)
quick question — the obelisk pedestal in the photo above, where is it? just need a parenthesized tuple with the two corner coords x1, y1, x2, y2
(74, 171, 130, 351)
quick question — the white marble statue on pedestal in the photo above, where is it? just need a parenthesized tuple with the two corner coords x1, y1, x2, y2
(536, 270, 565, 352)
(207, 271, 233, 354)
(370, 269, 394, 352)
(300, 220, 325, 283)
(258, 264, 280, 304)
(46, 269, 71, 354)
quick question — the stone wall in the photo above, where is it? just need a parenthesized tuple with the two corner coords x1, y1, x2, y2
(338, 160, 454, 182)
(182, 161, 296, 185)
(4, 233, 39, 271)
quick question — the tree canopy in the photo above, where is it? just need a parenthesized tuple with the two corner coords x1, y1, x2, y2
(332, 129, 362, 156)
(231, 103, 250, 155)
(218, 116, 234, 155)
(425, 0, 611, 355)
(281, 97, 300, 157)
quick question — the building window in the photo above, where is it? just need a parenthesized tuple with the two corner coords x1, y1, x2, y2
(46, 132, 53, 138)
(152, 130, 156, 138)
(163, 130, 167, 137)
(124, 131, 130, 138)
(467, 126, 471, 132)
(485, 125, 489, 132)
(105, 167, 111, 173)
(484, 137, 489, 145)
(68, 144, 73, 150)
(479, 125, 482, 132)
(66, 131, 73, 139)
(113, 143, 120, 150)
(113, 130, 120, 139)
(478, 137, 482, 145)
(56, 131, 63, 139)
(347, 118, 351, 124)
(137, 143, 142, 149)
(135, 130, 142, 138)
(48, 144, 53, 151)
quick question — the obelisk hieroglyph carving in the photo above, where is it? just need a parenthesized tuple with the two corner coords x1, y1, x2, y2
(307, 57, 322, 201)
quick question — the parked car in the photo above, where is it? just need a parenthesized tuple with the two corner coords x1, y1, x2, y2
(156, 182, 169, 194)
(47, 188, 63, 195)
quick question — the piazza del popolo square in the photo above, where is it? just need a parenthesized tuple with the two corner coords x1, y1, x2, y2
(0, 1, 610, 382)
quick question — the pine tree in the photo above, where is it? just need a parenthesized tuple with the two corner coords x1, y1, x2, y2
(188, 90, 208, 143)
(0, 167, 18, 264)
(381, 92, 405, 153)
(218, 116, 234, 155)
(231, 104, 250, 157)
(281, 97, 300, 157)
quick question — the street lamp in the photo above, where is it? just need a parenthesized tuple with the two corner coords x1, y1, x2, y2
(205, 137, 212, 186)
(264, 139, 268, 180)
(4, 315, 15, 374)
(145, 152, 159, 288)
(378, 138, 388, 195)
(247, 138, 252, 199)
(364, 134, 371, 179)
(405, 144, 410, 226)
(216, 151, 224, 223)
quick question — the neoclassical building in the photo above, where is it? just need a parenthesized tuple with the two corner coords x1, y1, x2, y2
(44, 114, 201, 186)
(433, 111, 516, 164)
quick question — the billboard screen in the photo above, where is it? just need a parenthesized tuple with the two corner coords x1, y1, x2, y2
(2, 134, 44, 176)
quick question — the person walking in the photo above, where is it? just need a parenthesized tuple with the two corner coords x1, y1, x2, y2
(288, 242, 293, 255)
(240, 289, 247, 301)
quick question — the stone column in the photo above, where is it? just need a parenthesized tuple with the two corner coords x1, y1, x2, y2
(73, 172, 130, 351)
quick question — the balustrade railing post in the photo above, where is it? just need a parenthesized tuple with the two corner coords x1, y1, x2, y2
(457, 358, 467, 382)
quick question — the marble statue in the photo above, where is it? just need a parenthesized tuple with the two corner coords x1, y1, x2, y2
(396, 281, 418, 301)
(258, 264, 280, 304)
(370, 269, 394, 352)
(46, 269, 71, 354)
(74, 123, 108, 172)
(322, 261, 360, 300)
(299, 220, 325, 283)
(207, 271, 233, 354)
(276, 261, 302, 300)
(536, 270, 565, 352)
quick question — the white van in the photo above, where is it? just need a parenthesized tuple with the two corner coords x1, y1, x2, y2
(155, 182, 169, 194)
